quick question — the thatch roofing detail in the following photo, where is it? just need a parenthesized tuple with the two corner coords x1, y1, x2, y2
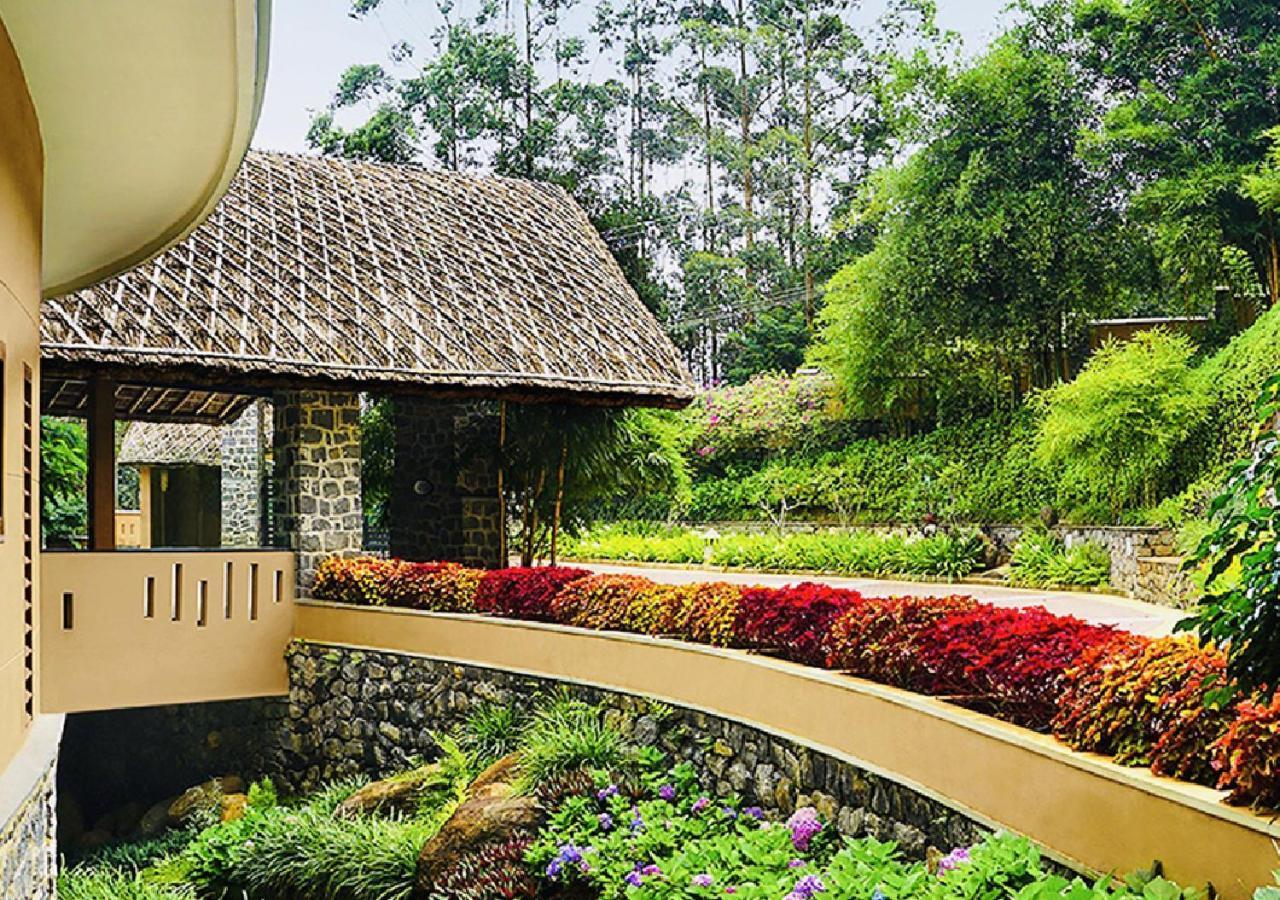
(41, 151, 694, 407)
(119, 421, 221, 468)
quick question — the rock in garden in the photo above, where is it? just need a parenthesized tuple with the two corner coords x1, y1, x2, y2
(414, 754, 541, 896)
(334, 763, 444, 820)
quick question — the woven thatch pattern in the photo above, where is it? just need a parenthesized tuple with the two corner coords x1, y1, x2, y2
(42, 151, 694, 406)
(119, 421, 221, 467)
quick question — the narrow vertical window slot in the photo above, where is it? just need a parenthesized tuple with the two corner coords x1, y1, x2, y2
(196, 580, 208, 628)
(223, 561, 234, 618)
(61, 592, 74, 630)
(248, 562, 260, 621)
(171, 563, 183, 621)
(273, 569, 283, 604)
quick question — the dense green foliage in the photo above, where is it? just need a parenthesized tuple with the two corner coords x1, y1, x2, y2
(1181, 374, 1280, 696)
(1034, 332, 1211, 515)
(40, 416, 87, 546)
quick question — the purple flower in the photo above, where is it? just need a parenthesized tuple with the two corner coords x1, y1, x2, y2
(721, 806, 737, 819)
(630, 808, 645, 833)
(691, 796, 711, 813)
(641, 864, 662, 877)
(546, 859, 562, 878)
(786, 807, 823, 851)
(724, 889, 737, 895)
(743, 806, 764, 820)
(787, 859, 805, 869)
(624, 870, 643, 887)
(598, 813, 614, 831)
(692, 873, 714, 887)
(658, 784, 676, 801)
(792, 874, 826, 896)
(937, 847, 972, 875)
(598, 784, 619, 801)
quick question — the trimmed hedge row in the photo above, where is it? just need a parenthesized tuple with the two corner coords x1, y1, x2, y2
(311, 557, 1280, 809)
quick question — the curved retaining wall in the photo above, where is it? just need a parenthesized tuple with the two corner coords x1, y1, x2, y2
(294, 601, 1279, 898)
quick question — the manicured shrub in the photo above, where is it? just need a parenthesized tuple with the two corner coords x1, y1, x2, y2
(672, 582, 743, 647)
(383, 561, 484, 612)
(550, 574, 656, 630)
(562, 522, 707, 564)
(913, 606, 1120, 730)
(311, 556, 400, 606)
(1213, 692, 1280, 808)
(735, 583, 861, 665)
(823, 595, 981, 690)
(474, 566, 591, 621)
(705, 528, 985, 578)
(1054, 636, 1235, 785)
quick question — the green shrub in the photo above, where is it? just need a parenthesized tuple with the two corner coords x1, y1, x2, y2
(1009, 532, 1111, 588)
(457, 701, 526, 768)
(1033, 331, 1212, 517)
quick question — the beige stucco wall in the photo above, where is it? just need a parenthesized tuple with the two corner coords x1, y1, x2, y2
(0, 14, 43, 776)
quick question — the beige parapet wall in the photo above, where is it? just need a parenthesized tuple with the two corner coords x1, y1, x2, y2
(295, 601, 1279, 898)
(40, 550, 295, 712)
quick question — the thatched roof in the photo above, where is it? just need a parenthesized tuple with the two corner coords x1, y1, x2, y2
(119, 421, 221, 467)
(41, 151, 694, 409)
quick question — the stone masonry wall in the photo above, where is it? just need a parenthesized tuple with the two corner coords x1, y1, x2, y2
(221, 400, 270, 548)
(0, 754, 57, 900)
(390, 398, 502, 568)
(276, 642, 987, 858)
(273, 390, 363, 592)
(984, 524, 1176, 596)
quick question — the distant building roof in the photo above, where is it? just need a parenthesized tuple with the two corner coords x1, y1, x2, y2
(119, 422, 221, 468)
(41, 150, 695, 418)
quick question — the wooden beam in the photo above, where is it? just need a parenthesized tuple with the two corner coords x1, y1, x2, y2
(86, 376, 116, 550)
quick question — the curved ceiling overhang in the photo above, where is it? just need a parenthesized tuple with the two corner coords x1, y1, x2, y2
(0, 0, 271, 297)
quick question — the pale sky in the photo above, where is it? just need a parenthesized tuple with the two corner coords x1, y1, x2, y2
(253, 0, 1013, 154)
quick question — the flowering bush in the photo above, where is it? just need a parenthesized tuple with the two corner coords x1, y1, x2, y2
(311, 556, 400, 606)
(912, 606, 1120, 730)
(735, 584, 861, 665)
(824, 595, 980, 690)
(1053, 636, 1236, 785)
(1213, 692, 1280, 807)
(474, 566, 592, 622)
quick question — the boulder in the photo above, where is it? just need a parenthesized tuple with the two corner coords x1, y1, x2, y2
(168, 776, 243, 824)
(414, 754, 541, 896)
(220, 793, 249, 823)
(334, 763, 444, 820)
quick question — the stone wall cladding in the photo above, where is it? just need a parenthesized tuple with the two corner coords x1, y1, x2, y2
(984, 524, 1176, 596)
(0, 755, 57, 900)
(1133, 556, 1198, 611)
(390, 398, 502, 568)
(273, 390, 363, 591)
(278, 642, 986, 858)
(221, 400, 271, 548)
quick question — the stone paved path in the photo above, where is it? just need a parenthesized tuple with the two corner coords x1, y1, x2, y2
(577, 562, 1185, 637)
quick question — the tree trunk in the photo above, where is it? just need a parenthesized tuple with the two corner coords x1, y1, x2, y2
(523, 0, 534, 177)
(1268, 220, 1280, 309)
(701, 45, 714, 250)
(497, 402, 507, 567)
(802, 22, 815, 330)
(549, 435, 568, 565)
(735, 0, 754, 257)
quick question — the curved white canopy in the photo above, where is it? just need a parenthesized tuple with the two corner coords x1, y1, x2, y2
(0, 0, 271, 296)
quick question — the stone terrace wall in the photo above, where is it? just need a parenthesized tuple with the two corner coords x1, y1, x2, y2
(0, 754, 56, 900)
(276, 642, 987, 857)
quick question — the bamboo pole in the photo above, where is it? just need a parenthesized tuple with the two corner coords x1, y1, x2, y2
(549, 433, 568, 566)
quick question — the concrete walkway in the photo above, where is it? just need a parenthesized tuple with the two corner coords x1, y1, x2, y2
(578, 562, 1186, 637)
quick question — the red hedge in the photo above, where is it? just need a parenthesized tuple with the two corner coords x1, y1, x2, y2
(824, 595, 980, 690)
(912, 605, 1119, 730)
(735, 583, 861, 665)
(1214, 692, 1280, 807)
(474, 566, 592, 621)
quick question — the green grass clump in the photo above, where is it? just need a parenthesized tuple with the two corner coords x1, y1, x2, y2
(1009, 531, 1111, 588)
(456, 701, 526, 768)
(517, 693, 627, 788)
(57, 866, 194, 900)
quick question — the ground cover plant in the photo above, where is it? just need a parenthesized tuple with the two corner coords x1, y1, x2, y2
(311, 554, 1280, 809)
(1008, 531, 1111, 589)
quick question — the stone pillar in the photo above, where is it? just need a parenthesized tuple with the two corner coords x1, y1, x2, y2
(221, 400, 270, 547)
(389, 398, 502, 568)
(273, 390, 363, 592)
